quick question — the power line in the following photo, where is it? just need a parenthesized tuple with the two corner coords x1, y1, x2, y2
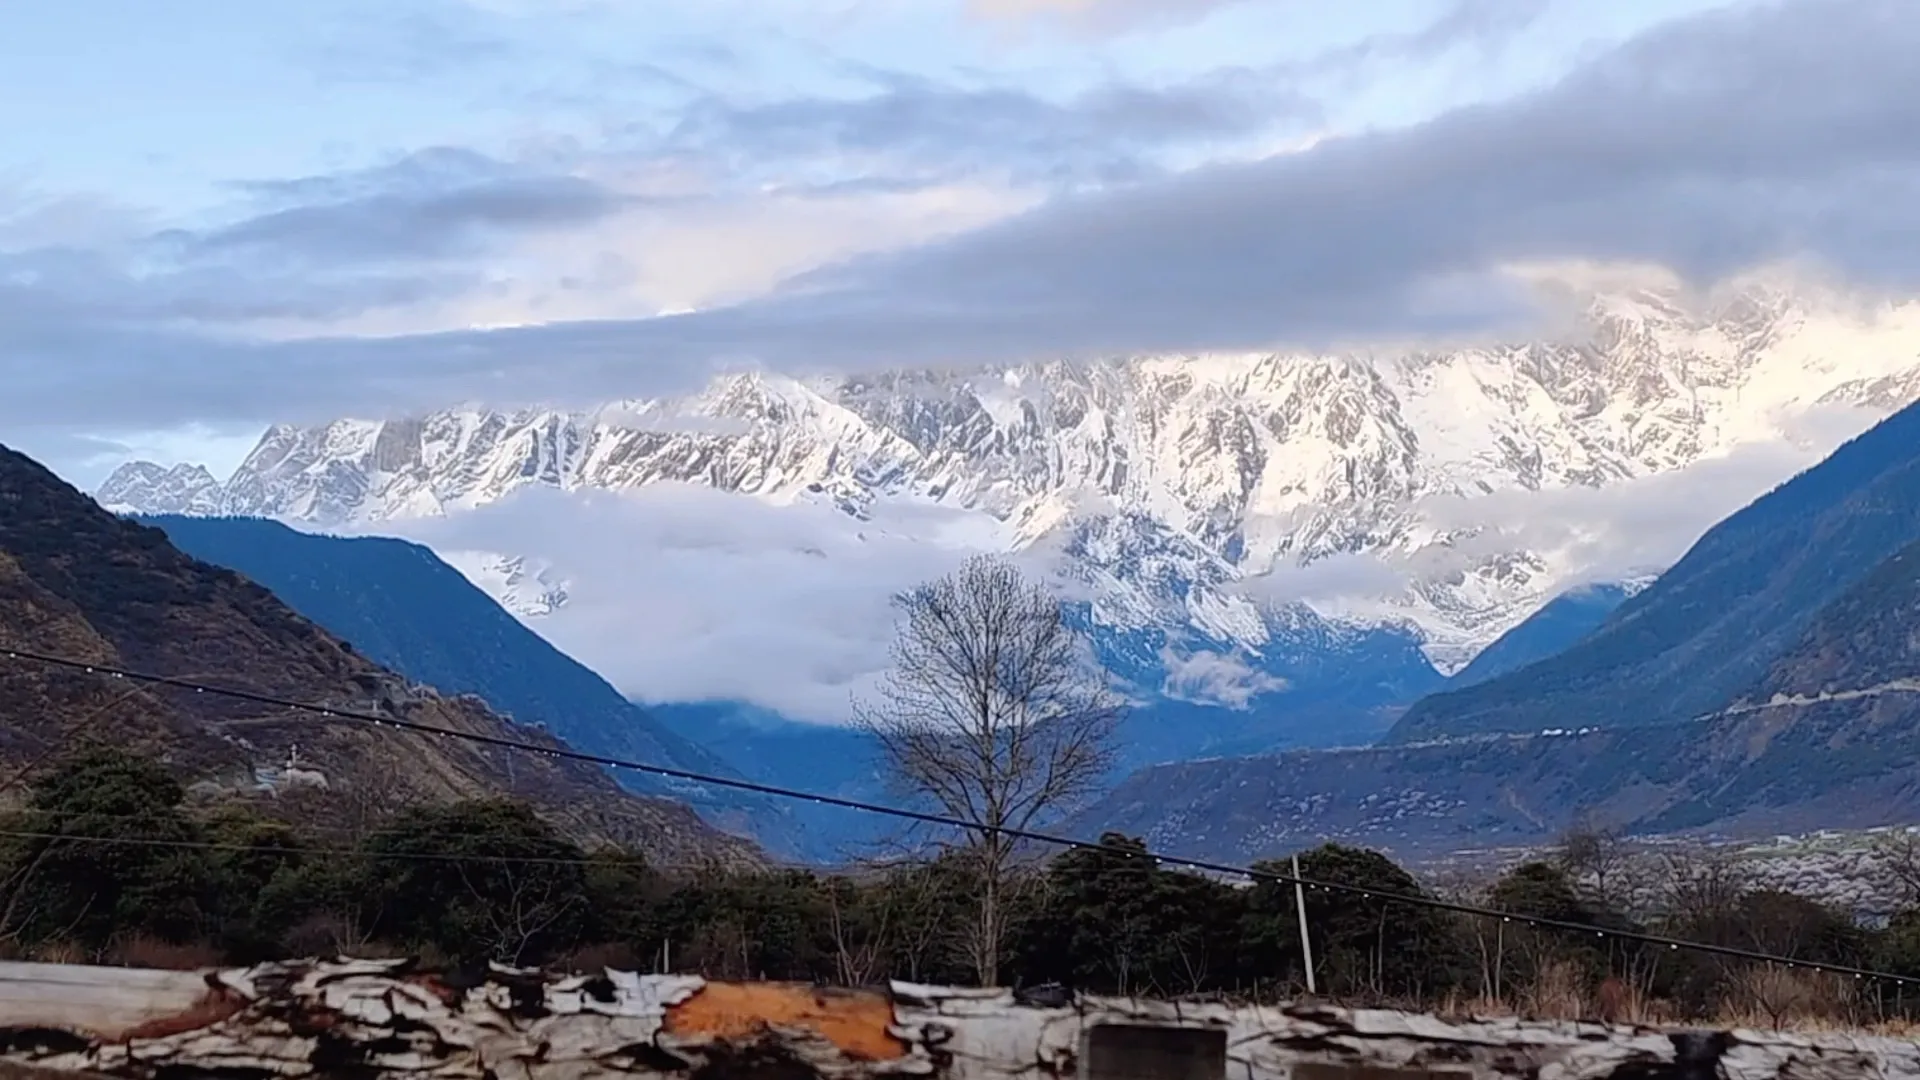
(6, 645, 1917, 986)
(0, 826, 691, 868)
(0, 808, 823, 871)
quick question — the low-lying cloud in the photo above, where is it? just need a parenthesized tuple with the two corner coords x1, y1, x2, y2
(1159, 646, 1289, 709)
(368, 484, 1019, 723)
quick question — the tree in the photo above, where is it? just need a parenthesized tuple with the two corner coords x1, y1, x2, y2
(854, 555, 1124, 987)
(1554, 822, 1632, 910)
(360, 800, 589, 966)
(0, 749, 219, 955)
(1016, 833, 1243, 997)
(1244, 844, 1460, 1001)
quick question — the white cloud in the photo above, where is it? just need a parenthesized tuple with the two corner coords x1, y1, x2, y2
(1158, 645, 1288, 708)
(962, 0, 1258, 37)
(362, 483, 1027, 723)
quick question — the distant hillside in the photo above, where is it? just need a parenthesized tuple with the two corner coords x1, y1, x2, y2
(0, 446, 757, 866)
(1067, 538, 1920, 861)
(1070, 403, 1920, 860)
(1389, 400, 1920, 743)
(1740, 537, 1920, 704)
(1626, 536, 1920, 836)
(1444, 583, 1633, 690)
(138, 515, 814, 859)
(649, 703, 902, 858)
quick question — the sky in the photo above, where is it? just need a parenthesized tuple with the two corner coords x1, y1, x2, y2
(1, 0, 1866, 486)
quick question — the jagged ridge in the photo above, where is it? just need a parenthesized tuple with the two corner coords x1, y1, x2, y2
(99, 281, 1920, 681)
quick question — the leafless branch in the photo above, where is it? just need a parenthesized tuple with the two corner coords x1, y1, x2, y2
(853, 556, 1123, 987)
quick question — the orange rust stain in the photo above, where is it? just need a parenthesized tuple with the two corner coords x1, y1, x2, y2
(119, 989, 246, 1041)
(664, 982, 906, 1061)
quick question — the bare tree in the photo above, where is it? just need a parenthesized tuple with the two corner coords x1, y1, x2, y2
(854, 555, 1124, 987)
(456, 861, 584, 967)
(1555, 821, 1631, 910)
(1871, 830, 1920, 907)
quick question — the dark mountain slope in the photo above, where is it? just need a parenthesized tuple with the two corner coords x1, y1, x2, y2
(1390, 401, 1920, 743)
(1446, 583, 1633, 690)
(1739, 536, 1920, 703)
(138, 514, 812, 858)
(1068, 535, 1920, 862)
(0, 445, 758, 866)
(1629, 535, 1920, 835)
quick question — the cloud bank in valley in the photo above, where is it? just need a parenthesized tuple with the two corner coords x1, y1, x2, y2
(331, 400, 1884, 723)
(367, 484, 1024, 723)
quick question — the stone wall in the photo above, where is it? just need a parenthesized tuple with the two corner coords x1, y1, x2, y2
(0, 958, 1914, 1079)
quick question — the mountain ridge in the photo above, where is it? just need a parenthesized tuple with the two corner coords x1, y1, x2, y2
(0, 444, 761, 866)
(100, 284, 1920, 680)
(1388, 396, 1920, 742)
(135, 514, 816, 857)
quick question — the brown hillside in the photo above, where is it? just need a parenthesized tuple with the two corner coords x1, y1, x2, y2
(0, 444, 761, 867)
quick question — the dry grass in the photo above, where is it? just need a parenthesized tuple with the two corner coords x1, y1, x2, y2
(25, 939, 88, 965)
(560, 941, 648, 974)
(103, 935, 224, 971)
(1433, 964, 1916, 1036)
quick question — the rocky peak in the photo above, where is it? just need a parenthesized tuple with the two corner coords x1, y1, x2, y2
(96, 461, 223, 516)
(93, 282, 1920, 673)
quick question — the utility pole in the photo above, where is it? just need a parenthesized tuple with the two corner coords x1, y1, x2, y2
(1293, 854, 1317, 996)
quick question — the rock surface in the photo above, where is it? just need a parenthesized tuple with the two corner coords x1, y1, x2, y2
(1, 958, 1915, 1079)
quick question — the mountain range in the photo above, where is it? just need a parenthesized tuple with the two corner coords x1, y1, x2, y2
(96, 280, 1920, 756)
(1066, 394, 1920, 860)
(0, 445, 760, 868)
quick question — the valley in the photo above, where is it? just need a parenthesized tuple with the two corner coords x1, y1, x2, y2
(11, 0, 1920, 1044)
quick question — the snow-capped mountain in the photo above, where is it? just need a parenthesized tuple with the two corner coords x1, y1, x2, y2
(100, 280, 1920, 686)
(97, 461, 225, 516)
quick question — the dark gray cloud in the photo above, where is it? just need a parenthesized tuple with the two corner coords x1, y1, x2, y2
(655, 0, 1545, 192)
(661, 67, 1318, 189)
(187, 148, 632, 263)
(0, 148, 631, 338)
(5, 0, 1920, 441)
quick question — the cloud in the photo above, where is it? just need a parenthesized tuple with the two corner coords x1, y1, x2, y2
(738, 0, 1920, 359)
(8, 0, 1920, 444)
(364, 484, 1027, 723)
(963, 0, 1250, 35)
(188, 148, 633, 264)
(1412, 415, 1886, 588)
(0, 148, 636, 336)
(661, 67, 1317, 189)
(1158, 646, 1288, 708)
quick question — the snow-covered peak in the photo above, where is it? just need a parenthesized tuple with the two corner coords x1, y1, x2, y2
(97, 461, 223, 516)
(97, 280, 1920, 674)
